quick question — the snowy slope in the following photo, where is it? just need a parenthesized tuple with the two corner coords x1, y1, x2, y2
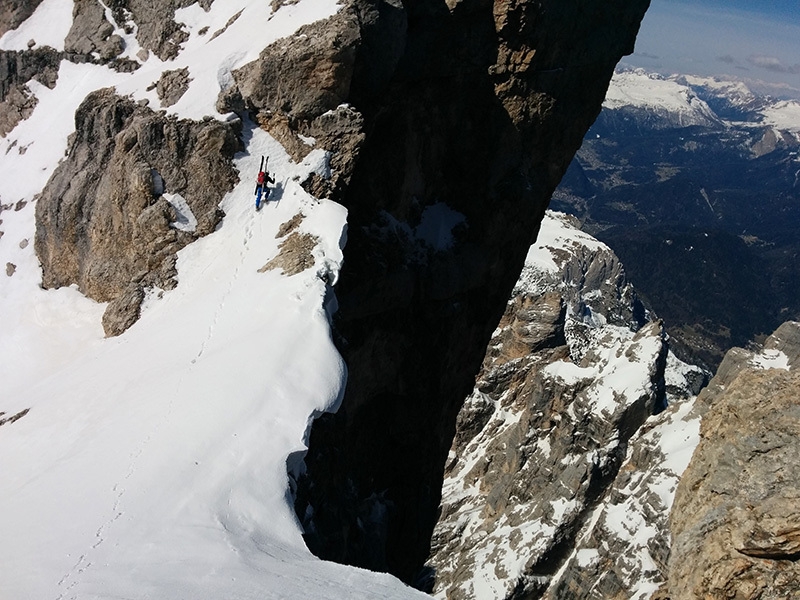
(0, 2, 426, 599)
(760, 100, 800, 133)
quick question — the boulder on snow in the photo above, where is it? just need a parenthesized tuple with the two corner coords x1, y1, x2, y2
(150, 67, 191, 108)
(102, 284, 146, 337)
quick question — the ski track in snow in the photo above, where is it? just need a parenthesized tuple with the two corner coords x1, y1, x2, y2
(192, 212, 252, 363)
(55, 370, 184, 600)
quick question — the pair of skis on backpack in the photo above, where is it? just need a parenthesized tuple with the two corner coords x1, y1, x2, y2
(254, 155, 275, 210)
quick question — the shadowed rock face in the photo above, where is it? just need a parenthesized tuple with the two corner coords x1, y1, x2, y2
(288, 0, 651, 585)
(35, 89, 241, 336)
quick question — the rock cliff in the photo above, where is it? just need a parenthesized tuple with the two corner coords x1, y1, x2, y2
(292, 0, 651, 584)
(666, 321, 800, 599)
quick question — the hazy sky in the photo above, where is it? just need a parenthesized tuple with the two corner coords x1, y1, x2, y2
(623, 0, 800, 98)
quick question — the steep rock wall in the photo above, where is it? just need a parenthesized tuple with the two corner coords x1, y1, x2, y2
(424, 212, 706, 598)
(283, 0, 651, 585)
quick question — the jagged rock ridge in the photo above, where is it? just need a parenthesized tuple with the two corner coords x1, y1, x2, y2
(425, 212, 706, 598)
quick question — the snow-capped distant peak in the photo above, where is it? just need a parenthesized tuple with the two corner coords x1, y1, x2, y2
(679, 74, 757, 106)
(604, 68, 800, 136)
(603, 69, 719, 128)
(760, 100, 800, 133)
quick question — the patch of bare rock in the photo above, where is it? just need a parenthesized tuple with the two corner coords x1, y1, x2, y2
(259, 231, 319, 277)
(0, 47, 61, 137)
(0, 0, 44, 38)
(148, 67, 192, 108)
(0, 408, 30, 427)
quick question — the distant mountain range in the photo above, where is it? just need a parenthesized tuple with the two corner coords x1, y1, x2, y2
(553, 68, 800, 369)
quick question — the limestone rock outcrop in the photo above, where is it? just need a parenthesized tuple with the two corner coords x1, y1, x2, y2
(151, 67, 191, 108)
(35, 88, 240, 336)
(666, 321, 800, 599)
(65, 0, 126, 64)
(217, 1, 392, 199)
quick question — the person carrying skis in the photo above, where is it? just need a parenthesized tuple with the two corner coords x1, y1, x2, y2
(255, 156, 275, 209)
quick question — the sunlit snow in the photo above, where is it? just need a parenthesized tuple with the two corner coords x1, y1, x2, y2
(0, 2, 427, 599)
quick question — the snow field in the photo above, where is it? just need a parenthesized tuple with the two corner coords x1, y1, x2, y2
(0, 1, 429, 598)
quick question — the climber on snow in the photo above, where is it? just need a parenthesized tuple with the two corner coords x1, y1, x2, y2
(254, 156, 274, 209)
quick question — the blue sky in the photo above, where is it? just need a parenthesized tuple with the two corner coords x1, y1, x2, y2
(624, 0, 800, 97)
